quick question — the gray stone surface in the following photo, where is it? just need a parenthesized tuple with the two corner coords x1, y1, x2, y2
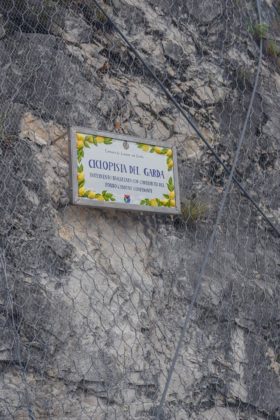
(0, 0, 280, 419)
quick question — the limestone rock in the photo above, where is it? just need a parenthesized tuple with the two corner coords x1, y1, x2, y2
(0, 0, 280, 419)
(62, 14, 93, 44)
(187, 0, 224, 25)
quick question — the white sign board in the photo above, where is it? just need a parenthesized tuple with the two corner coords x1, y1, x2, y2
(69, 127, 180, 214)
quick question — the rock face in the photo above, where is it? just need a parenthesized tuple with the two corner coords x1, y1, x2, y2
(0, 0, 280, 419)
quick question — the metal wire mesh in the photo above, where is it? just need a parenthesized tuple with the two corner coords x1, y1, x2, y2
(0, 0, 280, 419)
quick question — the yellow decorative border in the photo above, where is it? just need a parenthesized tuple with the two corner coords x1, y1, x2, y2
(76, 133, 116, 202)
(76, 134, 175, 206)
(140, 177, 176, 208)
(137, 143, 174, 171)
(137, 143, 176, 207)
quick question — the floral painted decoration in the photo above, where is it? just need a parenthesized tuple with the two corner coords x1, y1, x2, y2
(137, 143, 174, 171)
(140, 177, 176, 207)
(76, 133, 116, 202)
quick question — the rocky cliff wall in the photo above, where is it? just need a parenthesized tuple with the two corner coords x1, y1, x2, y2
(0, 0, 280, 419)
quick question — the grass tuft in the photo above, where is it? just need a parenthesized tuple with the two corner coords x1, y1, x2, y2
(181, 199, 208, 223)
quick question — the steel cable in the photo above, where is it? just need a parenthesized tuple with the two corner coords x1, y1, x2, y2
(92, 0, 280, 238)
(90, 0, 274, 416)
(155, 0, 264, 413)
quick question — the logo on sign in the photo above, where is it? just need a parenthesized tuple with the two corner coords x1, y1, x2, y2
(124, 194, 131, 203)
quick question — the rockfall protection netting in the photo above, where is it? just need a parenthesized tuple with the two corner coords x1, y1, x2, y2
(0, 0, 280, 419)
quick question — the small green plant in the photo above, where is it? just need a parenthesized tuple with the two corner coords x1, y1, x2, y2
(95, 9, 108, 24)
(181, 199, 208, 223)
(266, 39, 280, 57)
(235, 66, 252, 89)
(251, 23, 269, 39)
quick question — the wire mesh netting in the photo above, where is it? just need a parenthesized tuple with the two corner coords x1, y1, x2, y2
(0, 0, 280, 419)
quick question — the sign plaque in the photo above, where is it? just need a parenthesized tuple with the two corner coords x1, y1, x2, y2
(69, 127, 180, 214)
